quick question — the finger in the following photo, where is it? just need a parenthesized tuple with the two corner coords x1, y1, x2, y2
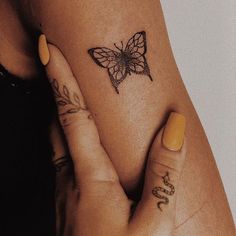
(50, 119, 71, 172)
(38, 34, 120, 191)
(130, 112, 186, 235)
(39, 35, 130, 225)
(50, 119, 73, 235)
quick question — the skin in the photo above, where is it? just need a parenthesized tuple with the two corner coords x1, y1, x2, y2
(1, 0, 235, 235)
(47, 44, 187, 235)
(0, 0, 38, 78)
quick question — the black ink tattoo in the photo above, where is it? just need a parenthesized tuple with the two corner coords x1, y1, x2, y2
(88, 31, 153, 94)
(152, 172, 175, 211)
(53, 155, 72, 172)
(51, 79, 86, 116)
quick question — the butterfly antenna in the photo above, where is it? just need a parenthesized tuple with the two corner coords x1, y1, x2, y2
(114, 43, 121, 51)
(121, 41, 124, 51)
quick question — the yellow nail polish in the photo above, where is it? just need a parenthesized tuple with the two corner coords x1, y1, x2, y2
(162, 112, 186, 151)
(38, 34, 50, 66)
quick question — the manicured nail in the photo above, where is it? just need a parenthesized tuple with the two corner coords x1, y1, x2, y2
(162, 112, 186, 151)
(38, 34, 50, 66)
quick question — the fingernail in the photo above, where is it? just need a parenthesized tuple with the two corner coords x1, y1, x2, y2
(38, 34, 50, 66)
(162, 112, 186, 151)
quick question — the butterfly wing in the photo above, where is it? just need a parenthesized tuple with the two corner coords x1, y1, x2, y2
(88, 47, 128, 93)
(125, 31, 153, 80)
(88, 47, 119, 68)
(107, 61, 127, 94)
(125, 31, 147, 55)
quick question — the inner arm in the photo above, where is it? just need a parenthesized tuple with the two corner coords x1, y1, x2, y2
(25, 0, 234, 234)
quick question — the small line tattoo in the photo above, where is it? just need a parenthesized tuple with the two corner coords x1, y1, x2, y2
(152, 172, 175, 211)
(88, 31, 153, 94)
(50, 79, 87, 116)
(53, 155, 72, 172)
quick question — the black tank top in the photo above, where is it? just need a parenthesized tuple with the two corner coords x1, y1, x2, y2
(0, 64, 56, 235)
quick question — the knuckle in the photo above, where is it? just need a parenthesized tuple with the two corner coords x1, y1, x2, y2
(58, 109, 93, 129)
(150, 148, 183, 171)
(59, 114, 73, 128)
(82, 167, 120, 186)
(148, 157, 180, 181)
(80, 178, 121, 198)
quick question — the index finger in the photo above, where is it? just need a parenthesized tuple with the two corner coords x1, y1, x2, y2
(38, 35, 119, 189)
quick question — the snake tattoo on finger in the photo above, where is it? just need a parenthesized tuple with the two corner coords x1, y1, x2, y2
(152, 172, 175, 211)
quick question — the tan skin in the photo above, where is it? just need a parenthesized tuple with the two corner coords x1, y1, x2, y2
(47, 44, 187, 235)
(0, 1, 37, 78)
(1, 0, 235, 235)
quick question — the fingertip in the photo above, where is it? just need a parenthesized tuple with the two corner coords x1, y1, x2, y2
(151, 112, 186, 153)
(38, 33, 68, 74)
(46, 43, 65, 69)
(162, 112, 186, 152)
(45, 43, 76, 86)
(38, 34, 50, 66)
(148, 112, 187, 177)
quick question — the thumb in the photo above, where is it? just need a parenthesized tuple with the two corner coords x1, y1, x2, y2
(130, 112, 186, 235)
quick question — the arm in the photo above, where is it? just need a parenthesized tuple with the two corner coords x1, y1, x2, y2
(27, 0, 234, 234)
(45, 43, 188, 236)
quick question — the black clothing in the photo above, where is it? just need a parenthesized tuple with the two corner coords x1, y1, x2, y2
(0, 64, 56, 235)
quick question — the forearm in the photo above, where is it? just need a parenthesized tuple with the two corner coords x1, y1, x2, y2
(27, 0, 234, 234)
(30, 0, 186, 188)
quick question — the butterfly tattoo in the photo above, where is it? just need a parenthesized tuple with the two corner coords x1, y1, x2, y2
(88, 31, 153, 94)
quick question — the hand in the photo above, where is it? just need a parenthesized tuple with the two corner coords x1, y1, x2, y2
(39, 35, 187, 236)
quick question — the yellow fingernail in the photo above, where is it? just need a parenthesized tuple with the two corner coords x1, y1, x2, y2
(162, 112, 186, 151)
(38, 34, 50, 66)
